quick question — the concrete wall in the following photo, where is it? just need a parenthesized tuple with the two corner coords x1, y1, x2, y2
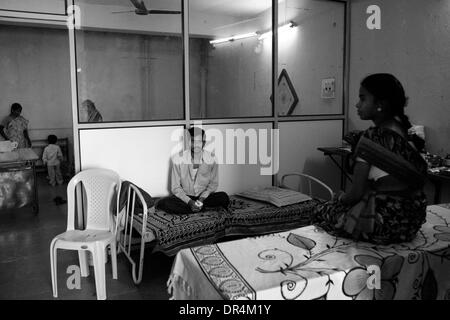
(349, 0, 450, 156)
(279, 120, 343, 195)
(349, 0, 450, 203)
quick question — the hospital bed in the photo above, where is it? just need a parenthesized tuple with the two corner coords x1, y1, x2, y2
(167, 204, 450, 300)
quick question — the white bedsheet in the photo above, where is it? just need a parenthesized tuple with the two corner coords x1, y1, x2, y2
(168, 205, 450, 300)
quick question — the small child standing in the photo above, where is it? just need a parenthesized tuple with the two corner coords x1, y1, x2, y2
(42, 135, 64, 186)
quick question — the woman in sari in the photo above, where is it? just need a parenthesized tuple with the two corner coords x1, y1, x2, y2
(0, 103, 32, 148)
(81, 99, 103, 122)
(312, 73, 428, 244)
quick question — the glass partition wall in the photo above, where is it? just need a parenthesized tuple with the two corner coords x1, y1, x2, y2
(189, 0, 273, 119)
(73, 0, 346, 124)
(1, 1, 347, 120)
(69, 0, 348, 179)
(74, 0, 184, 122)
(277, 0, 345, 116)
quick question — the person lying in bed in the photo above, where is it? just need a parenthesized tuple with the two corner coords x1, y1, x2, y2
(157, 127, 230, 215)
(312, 73, 428, 244)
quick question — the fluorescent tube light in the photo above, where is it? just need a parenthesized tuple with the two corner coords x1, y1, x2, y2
(209, 21, 297, 45)
(232, 32, 258, 41)
(210, 32, 258, 44)
(210, 37, 233, 44)
(258, 21, 297, 41)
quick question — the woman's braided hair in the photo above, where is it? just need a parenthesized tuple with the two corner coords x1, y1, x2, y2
(361, 73, 425, 151)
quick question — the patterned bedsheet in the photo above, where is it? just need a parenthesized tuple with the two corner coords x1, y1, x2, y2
(168, 204, 450, 300)
(132, 196, 319, 256)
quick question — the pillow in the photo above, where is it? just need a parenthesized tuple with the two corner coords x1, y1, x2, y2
(236, 186, 312, 207)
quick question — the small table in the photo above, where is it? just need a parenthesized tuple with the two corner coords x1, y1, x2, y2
(317, 147, 352, 190)
(0, 148, 39, 213)
(318, 147, 448, 204)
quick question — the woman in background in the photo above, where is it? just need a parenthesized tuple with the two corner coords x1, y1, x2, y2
(0, 103, 32, 148)
(312, 73, 427, 244)
(81, 99, 103, 122)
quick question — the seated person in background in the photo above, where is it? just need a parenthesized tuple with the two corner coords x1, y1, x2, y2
(0, 102, 32, 148)
(81, 99, 103, 122)
(157, 127, 230, 215)
(312, 73, 428, 244)
(42, 134, 64, 186)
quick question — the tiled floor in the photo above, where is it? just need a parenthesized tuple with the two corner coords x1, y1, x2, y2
(0, 174, 174, 300)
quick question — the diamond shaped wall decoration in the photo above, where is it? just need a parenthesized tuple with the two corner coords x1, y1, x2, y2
(271, 69, 299, 116)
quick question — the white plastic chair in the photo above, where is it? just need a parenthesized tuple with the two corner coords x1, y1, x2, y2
(50, 168, 121, 300)
(280, 172, 333, 201)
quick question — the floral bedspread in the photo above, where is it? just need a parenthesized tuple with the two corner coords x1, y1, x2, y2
(134, 196, 317, 256)
(168, 205, 450, 300)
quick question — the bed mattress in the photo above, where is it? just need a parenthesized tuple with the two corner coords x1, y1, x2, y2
(132, 195, 320, 256)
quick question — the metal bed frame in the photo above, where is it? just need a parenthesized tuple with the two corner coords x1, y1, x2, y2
(117, 183, 155, 285)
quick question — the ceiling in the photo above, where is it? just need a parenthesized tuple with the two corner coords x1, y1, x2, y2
(79, 0, 273, 17)
(190, 0, 272, 17)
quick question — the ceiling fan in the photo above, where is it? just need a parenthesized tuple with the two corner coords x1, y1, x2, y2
(112, 0, 181, 15)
